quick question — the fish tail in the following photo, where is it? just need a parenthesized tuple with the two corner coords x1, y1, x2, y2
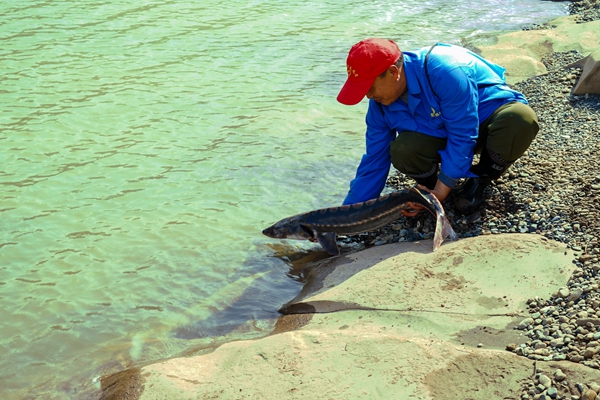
(433, 214, 458, 251)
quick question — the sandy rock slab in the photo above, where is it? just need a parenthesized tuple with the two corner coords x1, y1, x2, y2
(102, 234, 597, 400)
(281, 234, 572, 319)
(478, 16, 600, 86)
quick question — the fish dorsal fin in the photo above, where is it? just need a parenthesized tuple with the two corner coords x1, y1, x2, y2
(316, 232, 339, 256)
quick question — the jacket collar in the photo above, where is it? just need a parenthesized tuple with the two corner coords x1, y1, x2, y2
(387, 51, 426, 115)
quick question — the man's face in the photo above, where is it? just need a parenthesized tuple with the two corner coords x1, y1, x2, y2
(366, 64, 406, 106)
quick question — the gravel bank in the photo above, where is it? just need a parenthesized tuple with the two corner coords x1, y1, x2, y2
(498, 51, 600, 400)
(340, 3, 600, 399)
(570, 0, 600, 23)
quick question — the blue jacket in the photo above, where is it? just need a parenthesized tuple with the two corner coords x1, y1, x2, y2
(343, 43, 527, 205)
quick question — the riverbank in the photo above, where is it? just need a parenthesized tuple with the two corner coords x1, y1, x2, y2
(100, 2, 600, 399)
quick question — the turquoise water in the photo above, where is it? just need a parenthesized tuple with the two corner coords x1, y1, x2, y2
(0, 0, 568, 398)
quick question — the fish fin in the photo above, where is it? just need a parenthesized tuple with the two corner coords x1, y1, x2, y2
(316, 232, 340, 256)
(433, 215, 458, 251)
(443, 216, 459, 242)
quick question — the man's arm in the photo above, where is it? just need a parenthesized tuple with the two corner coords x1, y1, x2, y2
(343, 128, 396, 205)
(343, 104, 396, 205)
(429, 64, 480, 188)
(430, 179, 451, 202)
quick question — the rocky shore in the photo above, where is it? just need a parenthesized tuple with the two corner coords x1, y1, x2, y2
(339, 2, 600, 399)
(570, 0, 600, 23)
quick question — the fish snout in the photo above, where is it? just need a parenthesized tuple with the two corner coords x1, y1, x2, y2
(262, 224, 288, 238)
(262, 226, 276, 238)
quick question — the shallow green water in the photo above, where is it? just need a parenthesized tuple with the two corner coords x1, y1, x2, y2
(0, 0, 568, 398)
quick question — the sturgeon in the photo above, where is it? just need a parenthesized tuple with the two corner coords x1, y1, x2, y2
(262, 187, 458, 255)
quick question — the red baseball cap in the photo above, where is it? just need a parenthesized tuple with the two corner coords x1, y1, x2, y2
(337, 38, 401, 106)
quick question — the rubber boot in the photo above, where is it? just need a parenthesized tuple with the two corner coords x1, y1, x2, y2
(454, 150, 509, 214)
(453, 177, 492, 214)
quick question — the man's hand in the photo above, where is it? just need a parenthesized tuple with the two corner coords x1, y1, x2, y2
(400, 206, 422, 217)
(400, 180, 451, 217)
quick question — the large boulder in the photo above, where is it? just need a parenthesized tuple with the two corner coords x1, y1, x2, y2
(565, 54, 600, 95)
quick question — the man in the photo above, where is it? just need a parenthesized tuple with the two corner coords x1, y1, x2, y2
(337, 38, 539, 214)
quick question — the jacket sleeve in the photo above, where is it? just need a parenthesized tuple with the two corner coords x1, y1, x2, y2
(343, 104, 396, 205)
(433, 65, 479, 188)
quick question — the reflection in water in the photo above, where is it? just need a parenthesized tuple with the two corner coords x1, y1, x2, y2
(0, 0, 568, 398)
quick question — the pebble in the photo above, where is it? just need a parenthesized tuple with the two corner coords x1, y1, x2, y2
(582, 390, 598, 400)
(519, 317, 535, 329)
(539, 374, 552, 388)
(553, 369, 566, 382)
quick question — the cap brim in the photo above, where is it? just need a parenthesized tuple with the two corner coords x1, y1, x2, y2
(336, 77, 376, 106)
